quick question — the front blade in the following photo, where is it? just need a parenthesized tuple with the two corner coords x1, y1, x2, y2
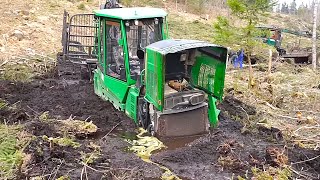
(154, 105, 209, 137)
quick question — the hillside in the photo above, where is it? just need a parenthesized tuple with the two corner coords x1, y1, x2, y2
(0, 1, 320, 180)
(0, 0, 316, 62)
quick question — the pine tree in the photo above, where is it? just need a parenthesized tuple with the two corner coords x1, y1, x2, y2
(290, 0, 297, 14)
(281, 2, 289, 14)
(276, 3, 281, 13)
(297, 3, 305, 16)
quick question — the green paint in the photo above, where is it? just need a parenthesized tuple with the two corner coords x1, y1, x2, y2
(190, 48, 227, 101)
(125, 87, 139, 122)
(92, 7, 228, 130)
(144, 50, 164, 111)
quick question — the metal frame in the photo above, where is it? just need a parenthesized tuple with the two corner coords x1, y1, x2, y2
(61, 11, 98, 80)
(66, 13, 98, 64)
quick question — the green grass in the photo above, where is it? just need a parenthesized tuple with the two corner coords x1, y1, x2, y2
(42, 135, 81, 148)
(77, 3, 85, 10)
(0, 124, 25, 179)
(121, 0, 163, 7)
(168, 14, 214, 42)
(251, 167, 292, 180)
(0, 99, 8, 110)
(0, 65, 34, 82)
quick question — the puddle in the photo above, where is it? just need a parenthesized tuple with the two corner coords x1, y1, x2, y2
(126, 128, 182, 180)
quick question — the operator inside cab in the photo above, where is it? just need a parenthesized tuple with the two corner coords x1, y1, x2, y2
(125, 18, 163, 80)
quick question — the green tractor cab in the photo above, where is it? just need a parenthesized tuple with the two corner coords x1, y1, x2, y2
(62, 7, 228, 137)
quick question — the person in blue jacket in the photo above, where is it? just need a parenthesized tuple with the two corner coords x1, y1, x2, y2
(234, 49, 244, 69)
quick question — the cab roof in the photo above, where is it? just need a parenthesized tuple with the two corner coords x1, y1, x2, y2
(146, 39, 227, 55)
(94, 7, 167, 20)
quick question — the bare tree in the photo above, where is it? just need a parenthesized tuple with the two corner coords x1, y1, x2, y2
(312, 0, 318, 70)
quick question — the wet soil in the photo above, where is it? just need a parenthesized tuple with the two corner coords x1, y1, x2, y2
(0, 66, 319, 179)
(151, 113, 320, 179)
(0, 77, 162, 179)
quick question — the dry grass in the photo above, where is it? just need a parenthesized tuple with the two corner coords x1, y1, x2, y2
(0, 123, 32, 179)
(225, 61, 320, 149)
(0, 0, 315, 65)
(0, 54, 56, 81)
(0, 0, 101, 62)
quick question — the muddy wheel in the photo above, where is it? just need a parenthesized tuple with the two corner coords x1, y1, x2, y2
(138, 99, 151, 130)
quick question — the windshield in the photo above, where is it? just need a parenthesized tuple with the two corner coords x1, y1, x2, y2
(125, 18, 163, 80)
(125, 18, 163, 59)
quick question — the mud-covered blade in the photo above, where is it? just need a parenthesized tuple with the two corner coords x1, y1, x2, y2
(154, 105, 209, 137)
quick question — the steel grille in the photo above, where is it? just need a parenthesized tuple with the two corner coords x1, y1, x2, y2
(66, 13, 98, 63)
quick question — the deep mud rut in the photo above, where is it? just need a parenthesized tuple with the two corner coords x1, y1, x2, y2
(0, 69, 319, 179)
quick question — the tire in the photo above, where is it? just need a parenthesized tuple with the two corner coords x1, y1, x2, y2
(138, 99, 151, 130)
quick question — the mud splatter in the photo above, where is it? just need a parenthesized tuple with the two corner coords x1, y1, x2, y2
(127, 128, 181, 180)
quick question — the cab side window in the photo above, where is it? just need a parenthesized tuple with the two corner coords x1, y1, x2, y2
(106, 21, 126, 81)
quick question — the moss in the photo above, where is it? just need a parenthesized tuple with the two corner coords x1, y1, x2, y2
(42, 135, 81, 148)
(251, 167, 292, 180)
(56, 175, 70, 180)
(0, 124, 26, 179)
(77, 3, 85, 10)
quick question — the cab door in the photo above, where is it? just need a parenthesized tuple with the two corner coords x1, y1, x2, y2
(190, 46, 228, 101)
(100, 20, 129, 109)
(144, 49, 164, 111)
(190, 46, 228, 127)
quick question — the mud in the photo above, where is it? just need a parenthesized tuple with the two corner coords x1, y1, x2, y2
(0, 76, 162, 179)
(152, 110, 320, 179)
(0, 67, 319, 179)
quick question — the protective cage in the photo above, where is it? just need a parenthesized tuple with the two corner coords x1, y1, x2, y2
(60, 11, 98, 78)
(62, 11, 98, 63)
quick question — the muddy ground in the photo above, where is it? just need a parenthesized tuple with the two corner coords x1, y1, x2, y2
(0, 65, 319, 179)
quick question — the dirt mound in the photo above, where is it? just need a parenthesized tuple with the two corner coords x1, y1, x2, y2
(219, 95, 257, 119)
(0, 103, 28, 124)
(151, 114, 320, 179)
(0, 76, 162, 179)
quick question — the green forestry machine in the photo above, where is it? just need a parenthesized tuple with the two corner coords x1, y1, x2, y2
(60, 6, 228, 137)
(256, 25, 315, 63)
